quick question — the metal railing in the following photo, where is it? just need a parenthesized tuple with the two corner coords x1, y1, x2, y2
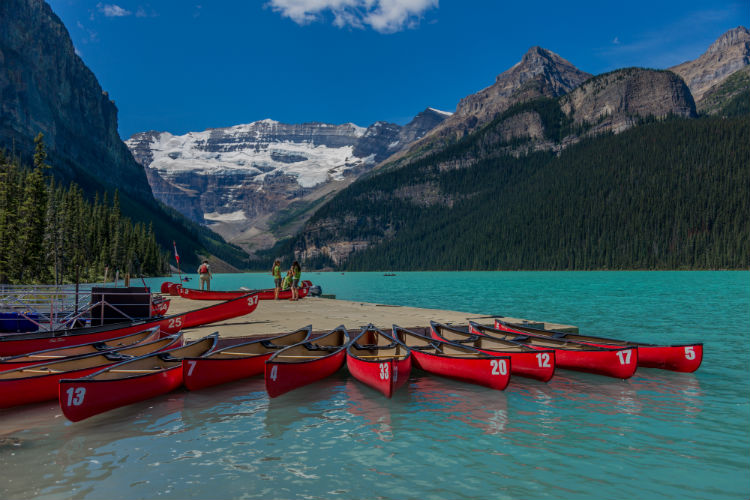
(0, 283, 154, 333)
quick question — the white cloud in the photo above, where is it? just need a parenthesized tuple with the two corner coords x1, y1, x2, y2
(97, 3, 131, 17)
(612, 36, 620, 45)
(267, 0, 438, 33)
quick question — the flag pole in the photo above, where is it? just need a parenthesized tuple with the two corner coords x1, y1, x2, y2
(173, 241, 183, 282)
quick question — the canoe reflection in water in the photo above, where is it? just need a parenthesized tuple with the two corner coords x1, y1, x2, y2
(263, 373, 348, 439)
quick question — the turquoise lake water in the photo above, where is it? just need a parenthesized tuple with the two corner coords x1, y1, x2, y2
(1, 271, 748, 499)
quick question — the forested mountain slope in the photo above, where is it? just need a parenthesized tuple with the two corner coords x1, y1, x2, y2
(267, 114, 748, 270)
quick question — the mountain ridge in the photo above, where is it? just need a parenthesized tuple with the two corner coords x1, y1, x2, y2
(126, 108, 451, 256)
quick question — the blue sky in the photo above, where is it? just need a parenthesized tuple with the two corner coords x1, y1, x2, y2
(47, 0, 748, 139)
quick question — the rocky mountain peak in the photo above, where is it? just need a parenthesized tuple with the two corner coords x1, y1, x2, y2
(387, 46, 591, 160)
(670, 26, 750, 104)
(706, 26, 750, 54)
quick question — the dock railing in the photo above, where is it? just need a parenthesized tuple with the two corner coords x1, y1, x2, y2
(0, 283, 154, 333)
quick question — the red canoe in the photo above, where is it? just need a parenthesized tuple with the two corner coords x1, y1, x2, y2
(160, 282, 173, 294)
(392, 325, 511, 391)
(265, 325, 350, 398)
(0, 292, 259, 357)
(347, 325, 412, 398)
(178, 280, 313, 301)
(151, 298, 171, 316)
(59, 334, 217, 422)
(0, 326, 161, 372)
(0, 333, 183, 409)
(470, 322, 638, 379)
(183, 326, 313, 391)
(430, 321, 556, 382)
(494, 319, 702, 373)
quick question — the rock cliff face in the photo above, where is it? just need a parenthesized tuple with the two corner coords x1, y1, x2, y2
(391, 47, 592, 159)
(670, 26, 750, 106)
(126, 109, 450, 253)
(0, 0, 153, 201)
(559, 68, 696, 134)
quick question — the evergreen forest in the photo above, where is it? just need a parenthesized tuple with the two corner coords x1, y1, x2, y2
(266, 114, 749, 270)
(0, 135, 169, 284)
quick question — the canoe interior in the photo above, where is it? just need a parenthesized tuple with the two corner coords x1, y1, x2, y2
(349, 327, 408, 360)
(498, 321, 644, 347)
(0, 334, 179, 380)
(273, 327, 349, 363)
(393, 326, 488, 358)
(206, 327, 312, 359)
(90, 336, 216, 380)
(473, 323, 610, 351)
(2, 327, 160, 363)
(432, 323, 537, 353)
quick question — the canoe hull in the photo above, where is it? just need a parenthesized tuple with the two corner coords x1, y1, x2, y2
(59, 367, 183, 422)
(0, 366, 108, 408)
(593, 343, 701, 373)
(411, 350, 511, 390)
(550, 346, 638, 378)
(493, 319, 701, 373)
(477, 323, 637, 379)
(429, 326, 555, 382)
(346, 355, 411, 398)
(183, 354, 270, 391)
(266, 350, 346, 398)
(151, 299, 170, 316)
(179, 282, 311, 301)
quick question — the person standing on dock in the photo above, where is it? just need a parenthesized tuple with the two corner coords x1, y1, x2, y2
(272, 259, 282, 300)
(198, 260, 212, 291)
(291, 261, 301, 301)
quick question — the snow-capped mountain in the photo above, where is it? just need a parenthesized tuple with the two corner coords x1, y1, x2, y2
(126, 109, 450, 253)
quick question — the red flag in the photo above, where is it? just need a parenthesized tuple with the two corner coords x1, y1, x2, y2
(173, 241, 180, 263)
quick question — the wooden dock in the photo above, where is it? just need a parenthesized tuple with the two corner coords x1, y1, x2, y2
(167, 295, 578, 342)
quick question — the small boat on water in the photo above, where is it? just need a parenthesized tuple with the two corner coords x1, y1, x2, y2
(0, 292, 259, 357)
(430, 321, 556, 382)
(0, 333, 183, 408)
(265, 325, 350, 398)
(177, 280, 313, 301)
(0, 326, 161, 371)
(392, 325, 511, 391)
(60, 334, 218, 422)
(347, 324, 412, 398)
(183, 326, 313, 391)
(494, 319, 702, 373)
(469, 322, 638, 379)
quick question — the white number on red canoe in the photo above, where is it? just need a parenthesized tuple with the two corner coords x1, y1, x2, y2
(535, 353, 551, 368)
(247, 295, 259, 306)
(685, 346, 696, 360)
(66, 387, 86, 406)
(167, 317, 183, 329)
(616, 349, 633, 365)
(270, 365, 278, 382)
(186, 360, 197, 377)
(490, 359, 508, 375)
(379, 362, 389, 380)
